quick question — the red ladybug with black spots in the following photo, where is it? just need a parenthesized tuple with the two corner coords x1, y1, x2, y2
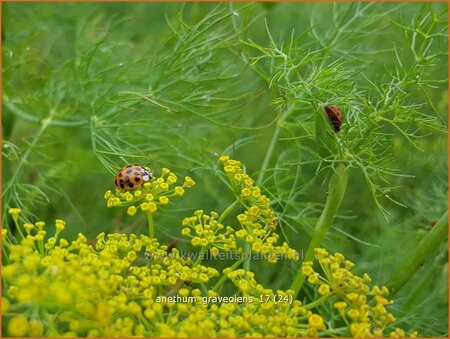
(115, 164, 152, 190)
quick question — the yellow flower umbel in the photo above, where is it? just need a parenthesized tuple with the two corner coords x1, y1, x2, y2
(104, 167, 195, 215)
(2, 160, 417, 338)
(104, 167, 195, 238)
(3, 210, 329, 338)
(223, 268, 325, 337)
(219, 156, 299, 263)
(181, 210, 239, 257)
(2, 210, 219, 338)
(300, 248, 417, 338)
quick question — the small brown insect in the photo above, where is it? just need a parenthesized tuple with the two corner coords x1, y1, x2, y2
(324, 105, 343, 132)
(165, 239, 178, 252)
(426, 221, 437, 230)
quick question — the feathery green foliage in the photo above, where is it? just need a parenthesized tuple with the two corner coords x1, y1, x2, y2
(2, 2, 447, 337)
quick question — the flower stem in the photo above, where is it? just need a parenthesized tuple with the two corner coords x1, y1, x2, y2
(290, 162, 349, 297)
(218, 199, 240, 223)
(11, 215, 26, 241)
(303, 294, 331, 310)
(218, 199, 250, 269)
(212, 259, 243, 292)
(146, 212, 155, 238)
(243, 242, 251, 271)
(386, 210, 448, 295)
(256, 124, 281, 185)
(256, 105, 295, 185)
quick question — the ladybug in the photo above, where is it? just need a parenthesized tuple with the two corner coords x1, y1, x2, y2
(115, 164, 152, 190)
(324, 105, 343, 132)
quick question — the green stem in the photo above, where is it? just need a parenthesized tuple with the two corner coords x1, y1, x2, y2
(256, 124, 281, 185)
(218, 200, 240, 223)
(37, 239, 45, 257)
(303, 294, 331, 310)
(11, 215, 26, 241)
(218, 200, 247, 268)
(212, 260, 243, 292)
(243, 243, 251, 271)
(3, 111, 54, 200)
(290, 162, 349, 297)
(256, 105, 295, 185)
(146, 212, 155, 238)
(386, 210, 448, 295)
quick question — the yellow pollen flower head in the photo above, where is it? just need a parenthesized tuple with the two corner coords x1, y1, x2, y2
(308, 314, 325, 330)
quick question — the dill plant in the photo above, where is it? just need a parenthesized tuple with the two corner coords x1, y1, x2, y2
(2, 2, 448, 337)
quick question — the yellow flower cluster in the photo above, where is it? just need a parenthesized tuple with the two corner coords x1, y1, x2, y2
(3, 209, 219, 337)
(3, 206, 417, 338)
(143, 285, 323, 338)
(219, 156, 299, 263)
(220, 156, 276, 226)
(301, 248, 418, 338)
(3, 157, 418, 338)
(181, 210, 239, 256)
(104, 167, 195, 216)
(222, 268, 326, 337)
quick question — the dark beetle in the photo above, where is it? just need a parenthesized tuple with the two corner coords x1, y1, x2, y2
(324, 105, 343, 132)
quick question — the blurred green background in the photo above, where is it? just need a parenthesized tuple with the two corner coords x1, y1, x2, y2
(2, 2, 448, 336)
